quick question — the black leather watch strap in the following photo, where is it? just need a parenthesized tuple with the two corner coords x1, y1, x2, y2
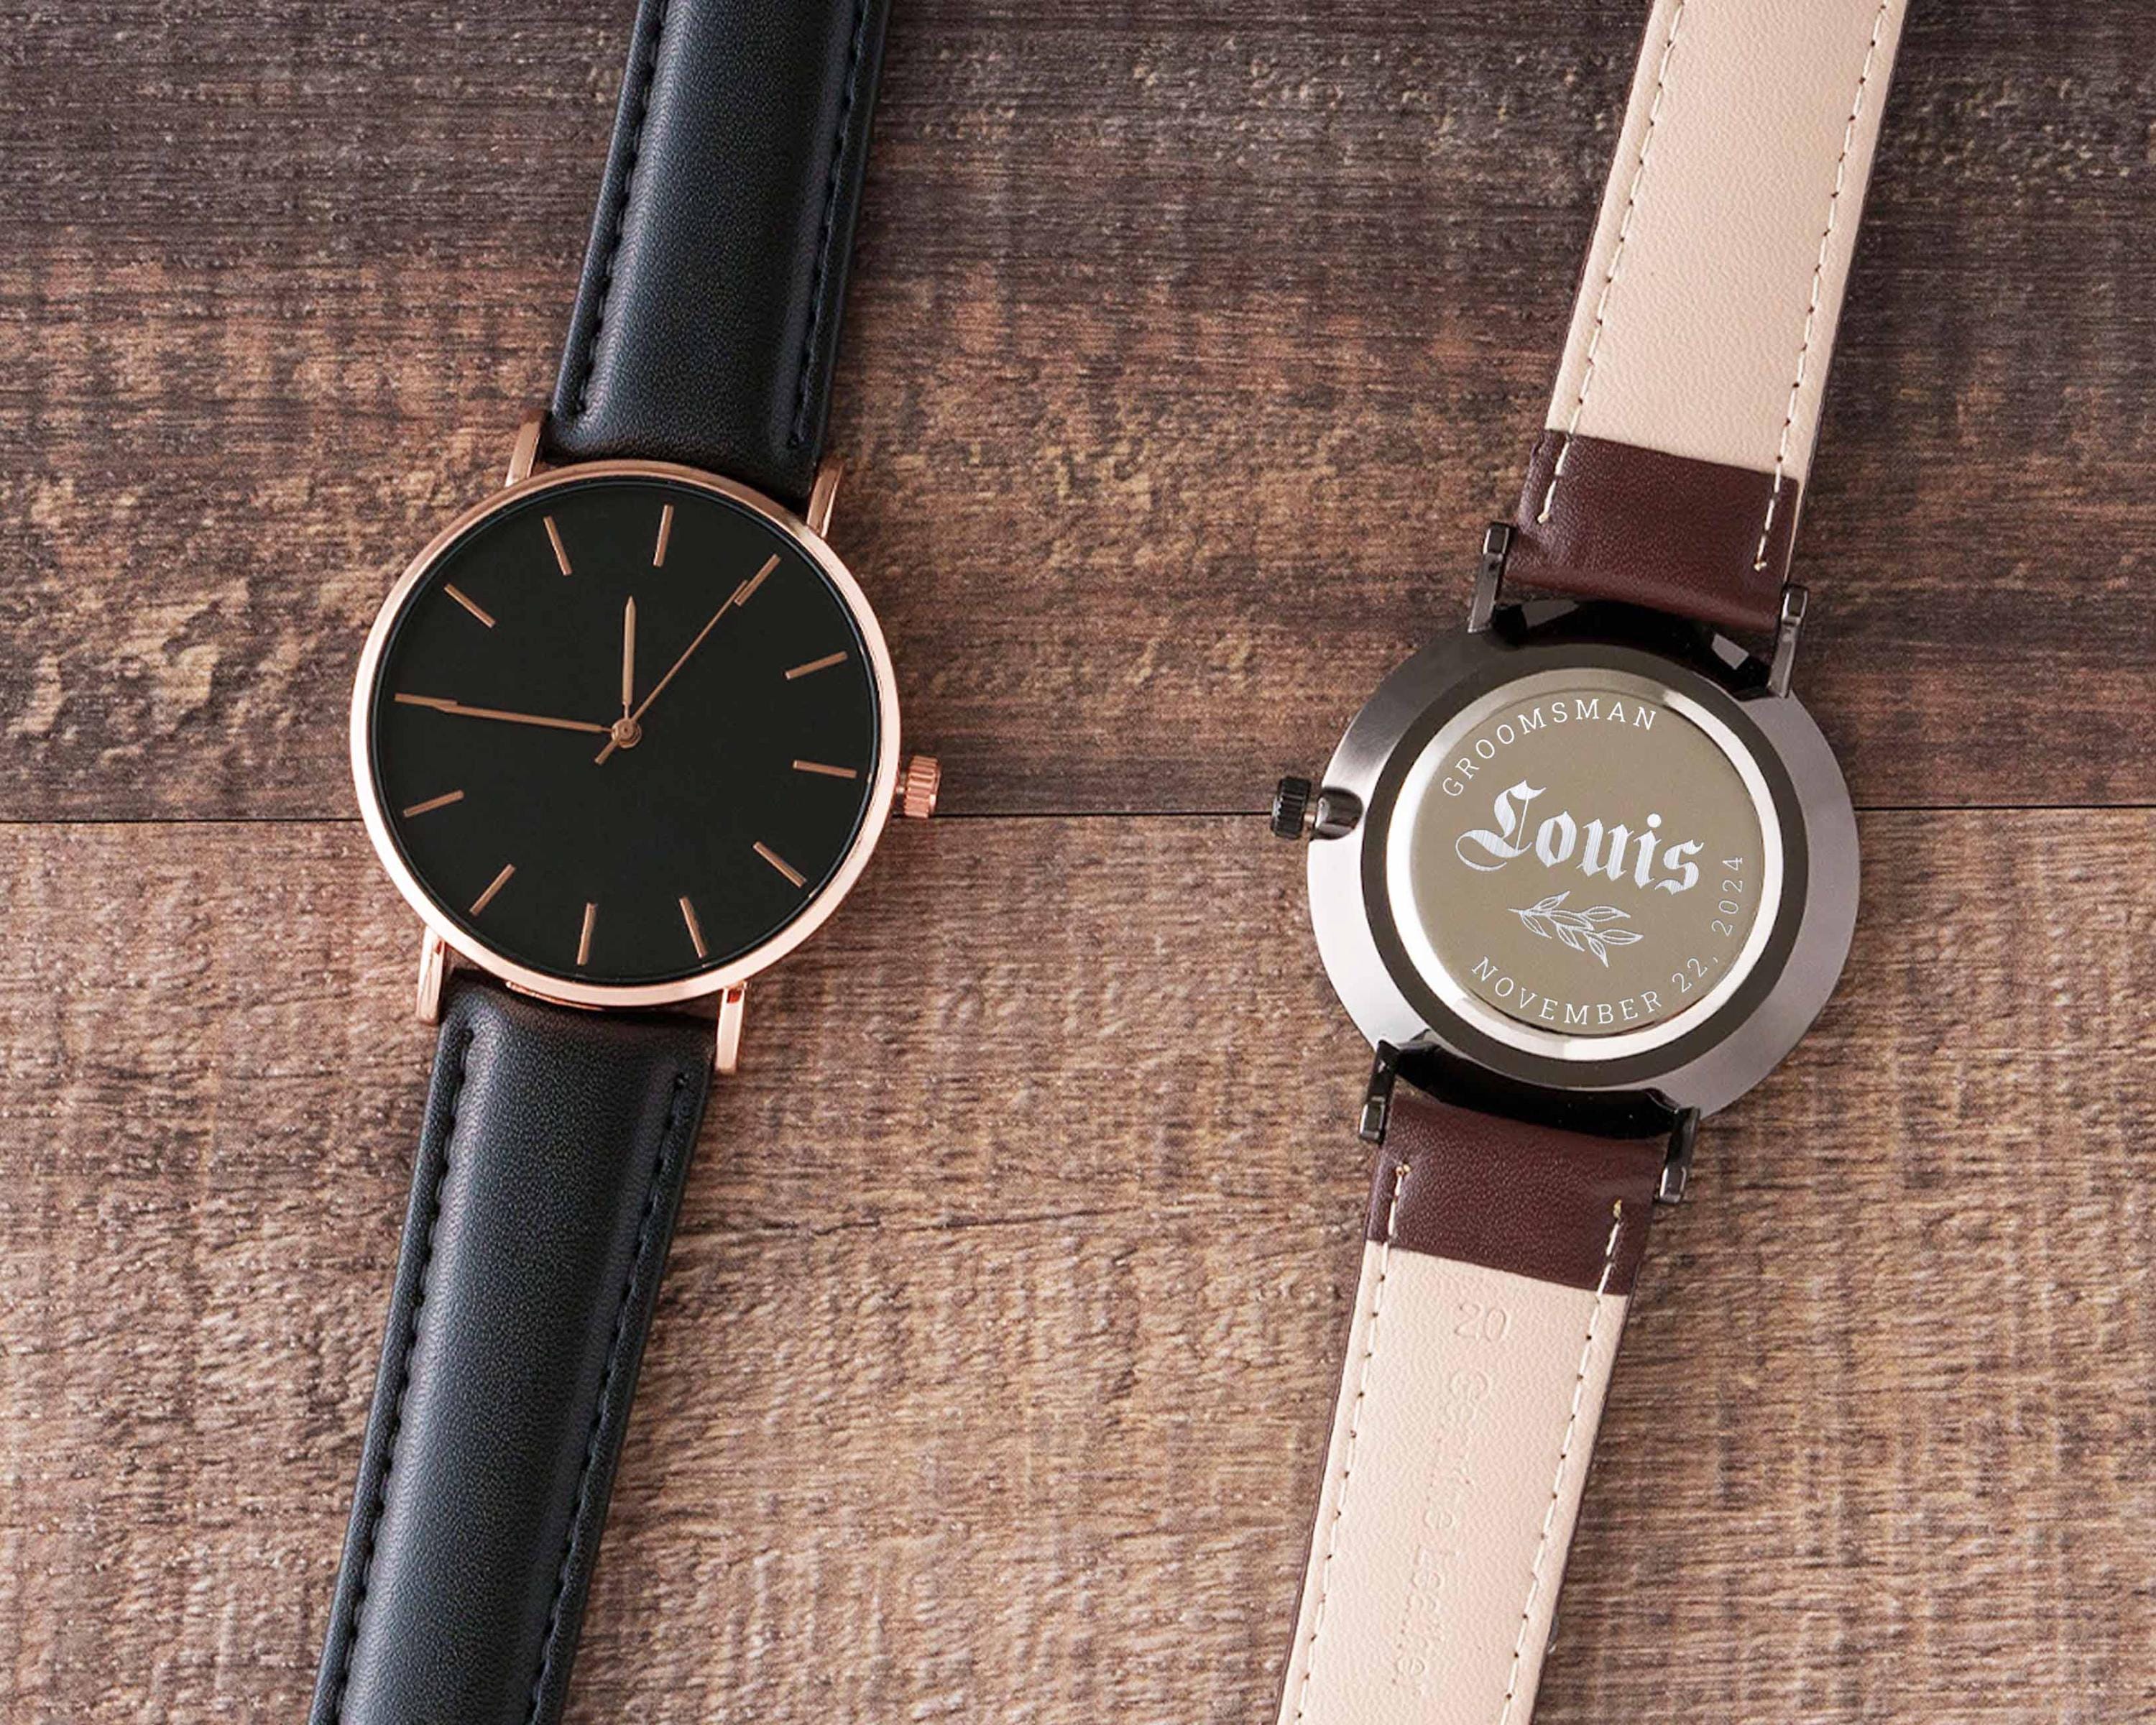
(545, 0, 893, 513)
(310, 978, 715, 1725)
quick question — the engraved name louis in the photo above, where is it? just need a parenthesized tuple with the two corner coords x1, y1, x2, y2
(1411, 686, 1762, 1035)
(1454, 780, 1703, 896)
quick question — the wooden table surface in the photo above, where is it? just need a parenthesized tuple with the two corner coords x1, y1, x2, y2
(5, 4, 2154, 1720)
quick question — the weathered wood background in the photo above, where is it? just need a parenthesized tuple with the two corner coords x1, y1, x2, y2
(4, 3, 2153, 1720)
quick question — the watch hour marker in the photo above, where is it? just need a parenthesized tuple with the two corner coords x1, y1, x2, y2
(784, 650, 848, 681)
(678, 894, 708, 960)
(753, 842, 806, 888)
(469, 862, 517, 916)
(544, 515, 572, 576)
(653, 502, 674, 567)
(792, 760, 858, 780)
(443, 584, 495, 628)
(577, 901, 598, 967)
(400, 789, 466, 819)
(730, 553, 779, 607)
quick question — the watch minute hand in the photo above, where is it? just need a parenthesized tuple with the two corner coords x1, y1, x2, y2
(595, 554, 777, 764)
(392, 694, 612, 736)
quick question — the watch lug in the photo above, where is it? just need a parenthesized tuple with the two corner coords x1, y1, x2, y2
(1766, 582, 1807, 697)
(505, 407, 546, 487)
(416, 930, 448, 1024)
(1468, 522, 1512, 633)
(805, 458, 843, 538)
(1358, 1043, 1403, 1144)
(1657, 1108, 1701, 1205)
(714, 983, 747, 1077)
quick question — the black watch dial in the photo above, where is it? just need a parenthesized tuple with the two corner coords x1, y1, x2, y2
(365, 473, 882, 988)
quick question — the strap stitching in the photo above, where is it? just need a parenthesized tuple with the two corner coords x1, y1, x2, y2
(522, 1067, 698, 1724)
(565, 0, 671, 420)
(1537, 0, 1687, 525)
(786, 0, 873, 450)
(323, 1024, 476, 1724)
(1494, 1200, 1628, 1725)
(1284, 1151, 1414, 1722)
(1752, 0, 1894, 571)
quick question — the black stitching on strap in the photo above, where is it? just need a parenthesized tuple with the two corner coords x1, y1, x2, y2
(786, 0, 872, 448)
(522, 1069, 699, 1722)
(325, 1024, 476, 1723)
(566, 0, 672, 420)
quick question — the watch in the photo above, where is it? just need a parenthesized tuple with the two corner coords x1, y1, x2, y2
(1268, 3, 1905, 1720)
(310, 4, 932, 1722)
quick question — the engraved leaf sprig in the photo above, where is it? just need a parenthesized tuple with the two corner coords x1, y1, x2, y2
(1511, 892, 1642, 968)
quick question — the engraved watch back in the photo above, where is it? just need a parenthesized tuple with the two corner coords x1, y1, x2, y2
(1309, 605, 1856, 1117)
(1270, 6, 1909, 1722)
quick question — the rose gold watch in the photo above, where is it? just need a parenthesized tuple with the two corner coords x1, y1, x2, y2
(308, 5, 935, 1723)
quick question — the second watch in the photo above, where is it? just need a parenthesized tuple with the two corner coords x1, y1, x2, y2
(1271, 2, 1907, 1719)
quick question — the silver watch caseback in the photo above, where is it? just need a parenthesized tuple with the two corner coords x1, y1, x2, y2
(1308, 603, 1858, 1118)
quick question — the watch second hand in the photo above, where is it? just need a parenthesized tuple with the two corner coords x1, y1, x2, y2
(596, 554, 778, 764)
(392, 693, 612, 735)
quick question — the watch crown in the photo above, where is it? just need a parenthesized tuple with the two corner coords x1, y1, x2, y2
(1271, 776, 1314, 840)
(898, 754, 941, 820)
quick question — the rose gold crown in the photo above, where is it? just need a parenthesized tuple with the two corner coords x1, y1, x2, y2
(897, 754, 941, 820)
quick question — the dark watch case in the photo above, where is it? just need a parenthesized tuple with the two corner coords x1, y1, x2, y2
(1307, 583, 1859, 1124)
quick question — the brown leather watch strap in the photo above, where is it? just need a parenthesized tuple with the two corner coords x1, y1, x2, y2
(1275, 1087, 1667, 1725)
(1505, 0, 1911, 635)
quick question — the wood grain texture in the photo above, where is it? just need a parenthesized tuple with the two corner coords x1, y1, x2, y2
(4, 814, 2155, 1722)
(1, 2, 2154, 818)
(5, 2, 2156, 1723)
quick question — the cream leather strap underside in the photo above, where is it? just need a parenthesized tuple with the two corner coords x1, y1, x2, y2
(1273, 1095, 1667, 1725)
(1544, 0, 1910, 497)
(1276, 1244, 1631, 1725)
(1508, 0, 1911, 676)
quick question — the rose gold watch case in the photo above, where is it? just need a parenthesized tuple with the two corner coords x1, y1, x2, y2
(350, 457, 903, 1013)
